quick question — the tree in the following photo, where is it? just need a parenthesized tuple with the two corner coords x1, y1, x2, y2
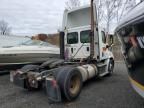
(100, 0, 136, 33)
(125, 0, 136, 10)
(115, 0, 123, 23)
(116, 0, 136, 23)
(103, 0, 118, 33)
(95, 0, 104, 22)
(0, 20, 11, 35)
(65, 0, 80, 10)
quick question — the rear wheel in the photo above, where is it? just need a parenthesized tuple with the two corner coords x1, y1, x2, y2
(69, 74, 81, 97)
(56, 67, 83, 101)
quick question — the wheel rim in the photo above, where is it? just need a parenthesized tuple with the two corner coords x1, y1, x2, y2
(69, 75, 80, 95)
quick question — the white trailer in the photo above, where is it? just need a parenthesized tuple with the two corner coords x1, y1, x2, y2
(10, 0, 114, 102)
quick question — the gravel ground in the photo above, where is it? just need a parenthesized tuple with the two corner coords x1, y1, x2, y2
(0, 62, 144, 108)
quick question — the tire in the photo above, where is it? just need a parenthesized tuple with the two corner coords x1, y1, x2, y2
(56, 67, 83, 101)
(108, 59, 114, 76)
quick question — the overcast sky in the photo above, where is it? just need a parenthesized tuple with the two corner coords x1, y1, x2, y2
(0, 0, 141, 36)
(0, 0, 89, 36)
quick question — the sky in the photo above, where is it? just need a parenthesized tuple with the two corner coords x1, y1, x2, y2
(0, 0, 89, 36)
(0, 0, 141, 36)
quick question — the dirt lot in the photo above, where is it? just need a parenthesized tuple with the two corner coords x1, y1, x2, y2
(0, 62, 144, 108)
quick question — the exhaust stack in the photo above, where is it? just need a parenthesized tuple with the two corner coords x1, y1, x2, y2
(90, 0, 95, 58)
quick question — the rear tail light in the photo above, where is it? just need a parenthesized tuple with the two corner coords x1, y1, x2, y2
(51, 79, 57, 88)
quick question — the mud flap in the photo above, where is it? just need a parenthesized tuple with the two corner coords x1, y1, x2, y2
(14, 77, 26, 88)
(46, 77, 62, 103)
(10, 72, 26, 89)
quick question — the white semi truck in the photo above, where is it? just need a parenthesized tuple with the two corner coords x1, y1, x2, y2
(10, 0, 114, 102)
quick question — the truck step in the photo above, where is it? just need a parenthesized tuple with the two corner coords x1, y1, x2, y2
(97, 63, 107, 67)
(99, 71, 109, 77)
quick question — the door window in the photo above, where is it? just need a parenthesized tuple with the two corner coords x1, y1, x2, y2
(67, 32, 78, 44)
(80, 30, 91, 43)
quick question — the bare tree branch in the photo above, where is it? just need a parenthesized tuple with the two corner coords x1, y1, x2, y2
(102, 0, 136, 33)
(95, 0, 104, 22)
(118, 0, 129, 22)
(0, 20, 11, 35)
(103, 0, 118, 33)
(117, 0, 136, 23)
(65, 0, 80, 10)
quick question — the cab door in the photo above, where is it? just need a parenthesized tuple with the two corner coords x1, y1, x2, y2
(80, 30, 91, 58)
(98, 30, 108, 60)
(65, 30, 80, 59)
(65, 29, 91, 60)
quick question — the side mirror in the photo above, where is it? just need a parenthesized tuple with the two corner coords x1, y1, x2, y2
(107, 34, 114, 46)
(106, 45, 110, 48)
(103, 36, 107, 44)
(101, 31, 107, 44)
(106, 44, 114, 48)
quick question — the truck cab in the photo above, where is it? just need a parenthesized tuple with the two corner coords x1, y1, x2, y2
(62, 5, 113, 61)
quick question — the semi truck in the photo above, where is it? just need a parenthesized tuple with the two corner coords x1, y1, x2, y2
(10, 0, 114, 102)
